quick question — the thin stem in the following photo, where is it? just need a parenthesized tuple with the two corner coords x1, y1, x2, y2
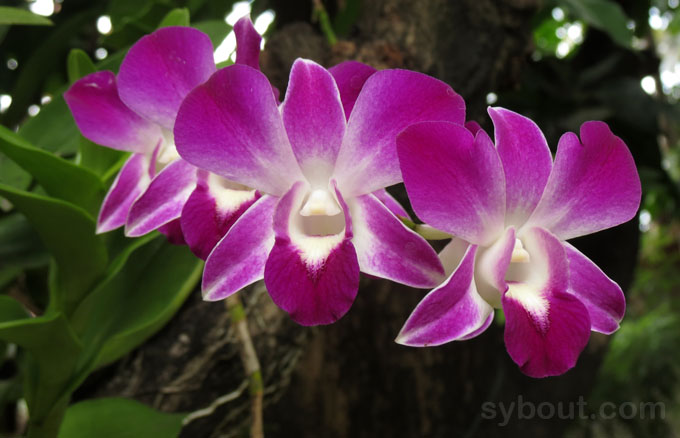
(312, 0, 337, 46)
(397, 216, 453, 240)
(226, 294, 264, 438)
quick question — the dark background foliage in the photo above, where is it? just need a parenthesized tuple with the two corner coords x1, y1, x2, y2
(0, 0, 679, 437)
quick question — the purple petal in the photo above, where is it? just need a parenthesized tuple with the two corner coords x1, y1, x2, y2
(397, 121, 505, 245)
(234, 15, 262, 69)
(64, 71, 161, 153)
(118, 27, 216, 129)
(459, 311, 495, 340)
(350, 193, 444, 287)
(97, 153, 153, 233)
(334, 69, 466, 196)
(502, 227, 591, 377)
(488, 107, 553, 226)
(328, 61, 377, 119)
(125, 159, 197, 237)
(181, 171, 260, 260)
(396, 244, 494, 346)
(264, 181, 360, 326)
(175, 64, 303, 195)
(526, 122, 641, 240)
(371, 188, 410, 219)
(465, 120, 482, 135)
(281, 59, 346, 185)
(158, 219, 186, 245)
(203, 195, 277, 301)
(565, 243, 625, 334)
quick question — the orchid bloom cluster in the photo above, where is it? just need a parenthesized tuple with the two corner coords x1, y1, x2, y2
(65, 17, 641, 378)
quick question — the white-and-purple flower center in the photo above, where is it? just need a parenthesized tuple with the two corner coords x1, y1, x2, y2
(291, 187, 346, 265)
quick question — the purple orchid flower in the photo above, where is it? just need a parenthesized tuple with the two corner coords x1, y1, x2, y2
(394, 108, 641, 377)
(174, 58, 466, 325)
(64, 18, 263, 258)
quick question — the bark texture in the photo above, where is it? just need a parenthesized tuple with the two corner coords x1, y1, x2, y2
(77, 1, 641, 437)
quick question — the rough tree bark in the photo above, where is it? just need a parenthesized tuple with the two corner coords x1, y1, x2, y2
(76, 1, 640, 437)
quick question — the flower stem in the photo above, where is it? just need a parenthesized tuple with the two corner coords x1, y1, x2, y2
(312, 0, 337, 46)
(226, 294, 264, 438)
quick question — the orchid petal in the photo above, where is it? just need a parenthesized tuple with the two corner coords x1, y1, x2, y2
(464, 120, 482, 135)
(281, 59, 346, 185)
(234, 15, 262, 69)
(328, 60, 377, 119)
(526, 122, 641, 240)
(64, 71, 161, 153)
(118, 26, 216, 129)
(502, 227, 590, 377)
(203, 195, 277, 301)
(334, 69, 466, 196)
(371, 188, 410, 219)
(350, 193, 445, 288)
(158, 219, 186, 245)
(397, 121, 505, 245)
(396, 244, 494, 346)
(175, 64, 303, 195)
(97, 153, 152, 233)
(459, 311, 495, 340)
(181, 171, 260, 260)
(565, 243, 626, 334)
(265, 181, 360, 326)
(488, 107, 553, 226)
(125, 159, 197, 237)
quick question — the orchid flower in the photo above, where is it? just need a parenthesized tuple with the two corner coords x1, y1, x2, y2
(174, 58, 466, 325)
(64, 18, 263, 258)
(395, 108, 641, 377)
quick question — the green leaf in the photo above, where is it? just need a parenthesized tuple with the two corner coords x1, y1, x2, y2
(18, 93, 81, 155)
(0, 125, 105, 216)
(0, 184, 108, 314)
(2, 10, 97, 128)
(66, 49, 96, 84)
(59, 398, 184, 438)
(0, 7, 53, 26)
(78, 138, 126, 179)
(71, 237, 202, 368)
(193, 19, 232, 47)
(158, 8, 190, 28)
(560, 0, 632, 47)
(0, 154, 31, 191)
(0, 213, 49, 271)
(0, 296, 30, 323)
(0, 308, 81, 420)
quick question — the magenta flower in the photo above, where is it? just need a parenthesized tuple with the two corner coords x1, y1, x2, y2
(395, 108, 641, 377)
(174, 58, 465, 325)
(64, 18, 263, 258)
